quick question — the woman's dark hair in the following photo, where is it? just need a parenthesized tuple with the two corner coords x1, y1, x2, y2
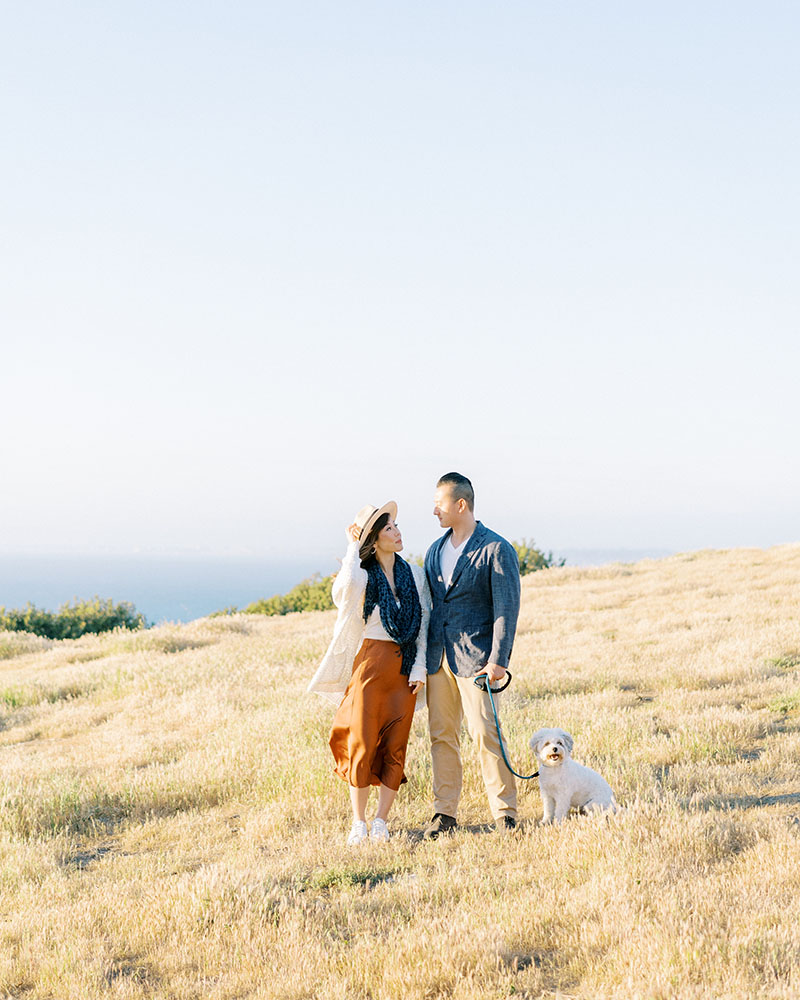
(359, 513, 390, 568)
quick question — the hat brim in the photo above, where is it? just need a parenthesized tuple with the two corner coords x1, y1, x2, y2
(359, 500, 398, 542)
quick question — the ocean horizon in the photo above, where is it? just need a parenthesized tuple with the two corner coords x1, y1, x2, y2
(0, 548, 674, 625)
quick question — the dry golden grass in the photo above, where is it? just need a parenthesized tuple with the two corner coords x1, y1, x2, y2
(2, 544, 800, 999)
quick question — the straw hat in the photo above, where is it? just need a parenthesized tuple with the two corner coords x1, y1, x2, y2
(354, 501, 398, 543)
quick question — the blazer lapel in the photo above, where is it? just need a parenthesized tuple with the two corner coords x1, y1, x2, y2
(428, 531, 451, 597)
(446, 523, 486, 593)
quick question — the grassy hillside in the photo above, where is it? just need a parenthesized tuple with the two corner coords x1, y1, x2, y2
(1, 545, 799, 999)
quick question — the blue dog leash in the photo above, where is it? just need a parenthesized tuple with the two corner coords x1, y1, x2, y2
(473, 671, 539, 780)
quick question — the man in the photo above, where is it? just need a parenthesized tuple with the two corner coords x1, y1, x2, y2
(423, 472, 521, 837)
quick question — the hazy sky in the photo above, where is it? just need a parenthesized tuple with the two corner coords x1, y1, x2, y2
(2, 1, 798, 566)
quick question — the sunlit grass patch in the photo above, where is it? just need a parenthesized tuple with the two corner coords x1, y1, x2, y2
(0, 630, 53, 660)
(299, 862, 410, 892)
(767, 651, 800, 671)
(104, 628, 217, 655)
(1, 678, 99, 709)
(2, 544, 800, 998)
(768, 692, 800, 715)
(1, 686, 30, 708)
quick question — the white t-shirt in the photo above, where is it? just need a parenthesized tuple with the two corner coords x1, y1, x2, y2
(362, 602, 397, 641)
(440, 533, 470, 589)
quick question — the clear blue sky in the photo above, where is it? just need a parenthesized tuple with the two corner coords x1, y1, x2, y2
(2, 2, 798, 566)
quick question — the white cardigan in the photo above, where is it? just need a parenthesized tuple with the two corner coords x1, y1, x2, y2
(307, 541, 431, 709)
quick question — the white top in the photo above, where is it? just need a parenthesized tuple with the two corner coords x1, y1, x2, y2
(307, 540, 431, 708)
(363, 602, 398, 641)
(440, 533, 470, 588)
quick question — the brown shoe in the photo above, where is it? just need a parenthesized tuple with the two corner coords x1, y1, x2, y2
(423, 813, 457, 839)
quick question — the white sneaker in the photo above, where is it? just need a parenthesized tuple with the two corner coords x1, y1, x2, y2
(346, 820, 368, 846)
(370, 817, 390, 843)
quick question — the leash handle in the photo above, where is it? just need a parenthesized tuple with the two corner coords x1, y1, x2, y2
(473, 670, 512, 694)
(474, 672, 539, 781)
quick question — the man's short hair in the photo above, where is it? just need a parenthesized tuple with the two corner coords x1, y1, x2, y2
(437, 472, 474, 511)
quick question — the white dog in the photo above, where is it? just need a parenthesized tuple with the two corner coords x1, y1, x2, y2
(529, 728, 617, 824)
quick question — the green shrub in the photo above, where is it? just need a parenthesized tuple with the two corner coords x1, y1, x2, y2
(0, 597, 147, 640)
(512, 539, 566, 575)
(242, 574, 336, 616)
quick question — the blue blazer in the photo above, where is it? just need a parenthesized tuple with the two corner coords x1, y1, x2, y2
(424, 521, 521, 677)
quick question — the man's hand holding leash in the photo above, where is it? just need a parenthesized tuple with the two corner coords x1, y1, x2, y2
(483, 662, 507, 685)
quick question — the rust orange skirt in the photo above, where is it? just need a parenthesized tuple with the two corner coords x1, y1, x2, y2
(329, 638, 416, 791)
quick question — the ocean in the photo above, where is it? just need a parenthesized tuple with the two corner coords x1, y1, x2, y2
(0, 548, 673, 625)
(0, 555, 323, 625)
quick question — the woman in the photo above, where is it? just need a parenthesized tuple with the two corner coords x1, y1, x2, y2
(308, 501, 430, 845)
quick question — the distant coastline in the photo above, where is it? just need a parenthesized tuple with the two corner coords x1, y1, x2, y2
(0, 548, 674, 625)
(0, 555, 322, 626)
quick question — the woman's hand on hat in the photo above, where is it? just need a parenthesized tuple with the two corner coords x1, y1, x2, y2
(346, 523, 361, 544)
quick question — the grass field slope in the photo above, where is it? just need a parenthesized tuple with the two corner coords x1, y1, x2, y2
(2, 545, 800, 999)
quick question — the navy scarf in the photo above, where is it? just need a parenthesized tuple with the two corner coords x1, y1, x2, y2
(363, 555, 422, 675)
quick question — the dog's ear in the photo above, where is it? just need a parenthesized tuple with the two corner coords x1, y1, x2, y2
(559, 730, 574, 754)
(529, 729, 548, 752)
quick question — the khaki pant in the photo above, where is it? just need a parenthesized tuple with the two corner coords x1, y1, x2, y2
(426, 658, 517, 821)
